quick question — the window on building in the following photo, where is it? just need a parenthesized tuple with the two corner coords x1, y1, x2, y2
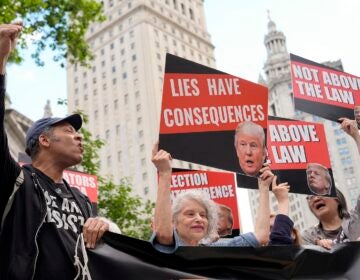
(139, 144, 145, 152)
(122, 72, 127, 79)
(189, 8, 194, 20)
(144, 186, 149, 195)
(181, 3, 185, 14)
(334, 128, 344, 135)
(339, 147, 350, 156)
(132, 54, 137, 61)
(336, 137, 347, 145)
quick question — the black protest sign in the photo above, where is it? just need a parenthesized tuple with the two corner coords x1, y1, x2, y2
(267, 116, 336, 196)
(290, 53, 360, 122)
(159, 54, 268, 190)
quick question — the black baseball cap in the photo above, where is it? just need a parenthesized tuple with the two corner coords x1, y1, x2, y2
(25, 114, 82, 155)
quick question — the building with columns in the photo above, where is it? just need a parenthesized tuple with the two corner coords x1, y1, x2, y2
(66, 0, 216, 200)
(248, 16, 360, 232)
(4, 94, 33, 160)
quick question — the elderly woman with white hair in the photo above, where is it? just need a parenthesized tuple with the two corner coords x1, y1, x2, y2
(150, 144, 276, 253)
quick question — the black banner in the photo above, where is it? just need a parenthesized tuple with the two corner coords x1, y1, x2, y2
(87, 232, 360, 280)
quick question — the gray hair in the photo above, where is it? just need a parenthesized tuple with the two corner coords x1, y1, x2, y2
(234, 121, 266, 148)
(306, 163, 332, 191)
(26, 126, 55, 159)
(172, 191, 219, 243)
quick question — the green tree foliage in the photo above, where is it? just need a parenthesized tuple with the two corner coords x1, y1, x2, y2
(74, 111, 154, 240)
(97, 179, 154, 240)
(0, 0, 105, 66)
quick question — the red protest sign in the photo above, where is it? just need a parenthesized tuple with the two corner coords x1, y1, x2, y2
(161, 73, 267, 134)
(170, 169, 240, 231)
(290, 53, 360, 122)
(159, 54, 268, 175)
(63, 170, 98, 203)
(267, 116, 335, 196)
(268, 119, 330, 170)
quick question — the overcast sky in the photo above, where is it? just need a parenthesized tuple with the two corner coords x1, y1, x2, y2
(5, 0, 360, 231)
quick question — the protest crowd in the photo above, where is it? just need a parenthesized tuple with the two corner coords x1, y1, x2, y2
(1, 21, 359, 279)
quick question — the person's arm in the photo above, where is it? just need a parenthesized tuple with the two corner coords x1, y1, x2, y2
(0, 23, 23, 222)
(151, 143, 173, 245)
(346, 193, 360, 241)
(268, 176, 294, 245)
(0, 22, 22, 74)
(339, 117, 360, 154)
(272, 176, 290, 216)
(301, 228, 316, 245)
(253, 165, 273, 245)
(301, 227, 333, 249)
(82, 217, 110, 248)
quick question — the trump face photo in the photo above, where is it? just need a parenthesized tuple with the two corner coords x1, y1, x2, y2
(306, 163, 332, 196)
(234, 121, 267, 177)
